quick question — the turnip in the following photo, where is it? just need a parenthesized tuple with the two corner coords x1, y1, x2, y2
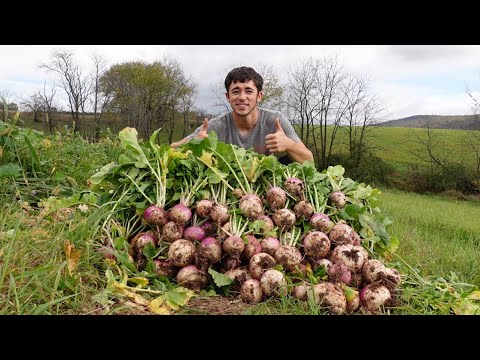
(220, 255, 242, 271)
(330, 244, 368, 273)
(143, 205, 169, 227)
(131, 231, 157, 251)
(310, 213, 334, 233)
(183, 226, 206, 242)
(328, 190, 347, 209)
(260, 236, 281, 257)
(293, 200, 314, 219)
(242, 234, 262, 262)
(315, 258, 333, 273)
(284, 177, 304, 200)
(256, 215, 274, 233)
(168, 203, 192, 226)
(292, 281, 313, 301)
(232, 188, 244, 199)
(176, 265, 208, 290)
(197, 237, 222, 265)
(302, 231, 331, 260)
(328, 222, 361, 246)
(241, 279, 263, 304)
(161, 221, 184, 242)
(379, 267, 402, 291)
(153, 259, 179, 277)
(200, 220, 217, 236)
(362, 259, 386, 284)
(239, 194, 264, 220)
(225, 267, 252, 292)
(266, 186, 287, 211)
(344, 285, 360, 313)
(328, 263, 352, 285)
(311, 282, 347, 315)
(260, 269, 288, 297)
(210, 203, 230, 225)
(275, 227, 303, 271)
(196, 199, 213, 218)
(222, 212, 248, 259)
(360, 283, 391, 314)
(167, 239, 197, 267)
(249, 252, 276, 280)
(272, 208, 296, 231)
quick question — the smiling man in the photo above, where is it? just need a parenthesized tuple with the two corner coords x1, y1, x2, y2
(170, 66, 313, 164)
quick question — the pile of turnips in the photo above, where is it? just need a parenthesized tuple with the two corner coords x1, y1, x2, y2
(89, 128, 402, 315)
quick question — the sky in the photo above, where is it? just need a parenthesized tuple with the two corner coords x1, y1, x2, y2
(1, 45, 480, 121)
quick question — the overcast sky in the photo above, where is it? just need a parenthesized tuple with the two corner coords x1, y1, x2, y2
(1, 45, 480, 120)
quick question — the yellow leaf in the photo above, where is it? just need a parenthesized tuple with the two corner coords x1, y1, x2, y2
(112, 282, 150, 307)
(452, 299, 480, 315)
(148, 297, 172, 315)
(63, 240, 82, 276)
(198, 151, 214, 166)
(466, 291, 480, 301)
(128, 277, 149, 288)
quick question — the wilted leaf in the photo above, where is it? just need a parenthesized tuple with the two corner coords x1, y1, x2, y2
(63, 240, 81, 276)
(208, 268, 234, 287)
(148, 296, 172, 315)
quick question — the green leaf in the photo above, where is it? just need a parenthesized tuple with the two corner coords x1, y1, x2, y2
(0, 163, 22, 179)
(208, 267, 234, 287)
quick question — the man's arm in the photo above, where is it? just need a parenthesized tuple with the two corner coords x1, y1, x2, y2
(265, 118, 314, 164)
(170, 118, 209, 148)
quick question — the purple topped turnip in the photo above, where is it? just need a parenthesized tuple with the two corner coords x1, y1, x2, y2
(272, 208, 296, 231)
(260, 269, 288, 297)
(241, 279, 263, 304)
(311, 282, 347, 315)
(143, 205, 169, 227)
(266, 186, 287, 211)
(176, 265, 208, 290)
(293, 200, 314, 219)
(330, 244, 368, 273)
(260, 236, 281, 257)
(360, 283, 391, 314)
(249, 252, 277, 280)
(242, 234, 262, 262)
(310, 213, 334, 233)
(195, 199, 214, 218)
(328, 222, 361, 246)
(239, 194, 264, 220)
(167, 239, 197, 267)
(302, 231, 331, 260)
(161, 221, 184, 242)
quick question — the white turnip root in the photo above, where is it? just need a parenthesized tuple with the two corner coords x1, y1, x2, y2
(133, 232, 157, 251)
(241, 279, 264, 304)
(256, 215, 274, 233)
(311, 282, 347, 315)
(293, 200, 314, 219)
(218, 221, 231, 241)
(249, 252, 276, 280)
(161, 221, 184, 242)
(360, 283, 392, 314)
(260, 237, 281, 257)
(260, 269, 287, 297)
(310, 213, 334, 233)
(328, 263, 352, 285)
(362, 259, 387, 284)
(330, 244, 368, 273)
(198, 237, 222, 264)
(167, 239, 197, 267)
(183, 226, 206, 242)
(223, 236, 245, 259)
(379, 267, 402, 291)
(195, 199, 213, 218)
(242, 234, 262, 262)
(272, 208, 296, 231)
(232, 188, 244, 199)
(275, 245, 302, 271)
(176, 265, 208, 290)
(200, 220, 217, 236)
(315, 258, 333, 273)
(220, 256, 242, 271)
(168, 203, 192, 225)
(344, 286, 360, 313)
(239, 194, 264, 219)
(225, 267, 252, 292)
(328, 191, 346, 209)
(210, 203, 230, 225)
(302, 231, 331, 260)
(143, 205, 169, 227)
(328, 223, 361, 246)
(292, 281, 313, 301)
(153, 259, 179, 278)
(266, 186, 287, 211)
(284, 177, 304, 200)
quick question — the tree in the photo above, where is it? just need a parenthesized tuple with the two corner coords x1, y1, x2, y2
(284, 56, 349, 170)
(40, 50, 91, 132)
(89, 51, 109, 139)
(466, 87, 480, 174)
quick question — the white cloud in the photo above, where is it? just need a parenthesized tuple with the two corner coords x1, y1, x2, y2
(2, 45, 480, 119)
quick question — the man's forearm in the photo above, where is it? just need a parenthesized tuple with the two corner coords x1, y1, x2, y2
(170, 137, 192, 148)
(286, 140, 314, 164)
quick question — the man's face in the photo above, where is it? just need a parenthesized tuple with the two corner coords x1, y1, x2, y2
(226, 80, 263, 116)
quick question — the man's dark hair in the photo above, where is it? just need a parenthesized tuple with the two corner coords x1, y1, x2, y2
(225, 66, 264, 92)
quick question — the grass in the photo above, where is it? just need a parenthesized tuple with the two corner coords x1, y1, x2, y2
(1, 116, 479, 315)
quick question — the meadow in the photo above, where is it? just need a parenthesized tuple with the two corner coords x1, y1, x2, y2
(0, 114, 479, 315)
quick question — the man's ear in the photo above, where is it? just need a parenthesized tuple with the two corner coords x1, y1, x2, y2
(225, 92, 230, 100)
(257, 91, 264, 102)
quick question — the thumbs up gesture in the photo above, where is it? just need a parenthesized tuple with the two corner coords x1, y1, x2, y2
(265, 118, 292, 154)
(196, 118, 209, 140)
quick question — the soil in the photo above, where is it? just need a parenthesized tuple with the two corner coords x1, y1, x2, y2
(180, 296, 254, 315)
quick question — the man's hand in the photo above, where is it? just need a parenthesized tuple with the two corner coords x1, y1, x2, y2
(265, 118, 293, 153)
(196, 118, 209, 140)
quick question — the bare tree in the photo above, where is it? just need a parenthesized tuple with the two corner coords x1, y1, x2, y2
(40, 49, 91, 132)
(20, 93, 44, 123)
(284, 56, 349, 170)
(90, 51, 109, 139)
(411, 119, 450, 173)
(466, 86, 480, 173)
(341, 74, 386, 162)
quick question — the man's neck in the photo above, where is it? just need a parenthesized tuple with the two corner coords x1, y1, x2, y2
(232, 107, 260, 134)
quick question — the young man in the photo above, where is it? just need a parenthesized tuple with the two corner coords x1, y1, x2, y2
(170, 66, 313, 164)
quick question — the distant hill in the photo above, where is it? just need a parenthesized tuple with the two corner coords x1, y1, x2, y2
(377, 115, 480, 130)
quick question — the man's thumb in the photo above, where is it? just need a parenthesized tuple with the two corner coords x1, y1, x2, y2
(275, 118, 283, 131)
(202, 118, 209, 131)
